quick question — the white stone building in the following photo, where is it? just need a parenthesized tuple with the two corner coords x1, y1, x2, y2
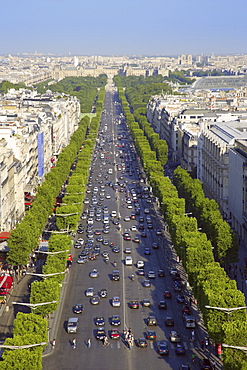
(0, 90, 80, 231)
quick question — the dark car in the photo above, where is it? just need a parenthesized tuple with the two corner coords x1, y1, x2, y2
(146, 330, 156, 340)
(182, 305, 191, 315)
(200, 358, 213, 369)
(177, 295, 185, 303)
(129, 300, 139, 309)
(174, 281, 182, 292)
(158, 269, 165, 277)
(73, 304, 83, 314)
(147, 316, 157, 326)
(158, 300, 167, 309)
(165, 317, 174, 326)
(96, 327, 107, 340)
(152, 243, 159, 249)
(157, 340, 169, 355)
(137, 338, 148, 348)
(95, 317, 105, 326)
(144, 248, 151, 255)
(175, 344, 186, 355)
(112, 270, 120, 281)
(111, 315, 121, 326)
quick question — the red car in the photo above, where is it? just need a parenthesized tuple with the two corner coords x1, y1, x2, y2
(182, 305, 191, 315)
(110, 329, 120, 339)
(129, 300, 139, 309)
(123, 232, 131, 241)
(164, 290, 172, 299)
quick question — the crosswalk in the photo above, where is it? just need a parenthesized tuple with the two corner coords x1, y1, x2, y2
(91, 340, 195, 350)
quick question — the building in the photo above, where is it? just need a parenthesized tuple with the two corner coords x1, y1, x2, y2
(0, 89, 80, 231)
(199, 120, 247, 219)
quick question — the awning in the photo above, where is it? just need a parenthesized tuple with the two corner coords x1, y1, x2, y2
(0, 232, 10, 239)
(0, 241, 9, 252)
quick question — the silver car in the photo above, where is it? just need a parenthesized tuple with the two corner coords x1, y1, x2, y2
(85, 287, 94, 297)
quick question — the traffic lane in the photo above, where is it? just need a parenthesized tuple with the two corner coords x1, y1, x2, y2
(48, 91, 182, 368)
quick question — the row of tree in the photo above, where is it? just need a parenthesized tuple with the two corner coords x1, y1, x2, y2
(2, 83, 106, 368)
(116, 84, 247, 369)
(173, 166, 238, 265)
(113, 75, 173, 112)
(3, 313, 48, 370)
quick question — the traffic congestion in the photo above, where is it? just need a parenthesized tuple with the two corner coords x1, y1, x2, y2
(43, 84, 216, 370)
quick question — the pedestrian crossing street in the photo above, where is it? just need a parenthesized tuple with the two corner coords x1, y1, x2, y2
(91, 340, 196, 350)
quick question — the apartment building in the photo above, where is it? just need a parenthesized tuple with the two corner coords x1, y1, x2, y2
(0, 139, 24, 231)
(0, 89, 80, 231)
(199, 120, 247, 219)
(228, 139, 247, 241)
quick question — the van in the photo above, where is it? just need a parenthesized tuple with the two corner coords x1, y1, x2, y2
(184, 315, 196, 328)
(125, 256, 133, 266)
(67, 317, 79, 333)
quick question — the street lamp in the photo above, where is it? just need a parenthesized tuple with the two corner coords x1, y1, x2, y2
(222, 343, 247, 353)
(205, 305, 247, 321)
(12, 301, 57, 310)
(26, 271, 66, 278)
(35, 250, 69, 255)
(0, 342, 47, 349)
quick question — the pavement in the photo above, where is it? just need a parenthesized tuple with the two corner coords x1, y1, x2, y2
(1, 209, 246, 368)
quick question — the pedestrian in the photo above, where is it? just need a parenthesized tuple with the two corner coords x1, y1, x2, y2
(189, 297, 192, 306)
(51, 339, 56, 349)
(205, 338, 209, 349)
(201, 340, 204, 351)
(212, 360, 216, 370)
(87, 338, 91, 348)
(123, 330, 128, 341)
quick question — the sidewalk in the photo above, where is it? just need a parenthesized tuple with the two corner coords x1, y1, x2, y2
(228, 239, 247, 303)
(0, 273, 31, 342)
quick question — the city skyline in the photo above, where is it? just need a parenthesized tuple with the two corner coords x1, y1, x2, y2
(1, 0, 247, 56)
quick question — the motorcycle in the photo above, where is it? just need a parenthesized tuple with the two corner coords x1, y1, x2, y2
(72, 339, 77, 349)
(113, 261, 117, 267)
(131, 274, 135, 281)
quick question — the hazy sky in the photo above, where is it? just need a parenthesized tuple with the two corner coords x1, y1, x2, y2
(1, 0, 247, 56)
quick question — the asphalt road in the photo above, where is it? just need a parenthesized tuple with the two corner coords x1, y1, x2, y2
(43, 83, 211, 370)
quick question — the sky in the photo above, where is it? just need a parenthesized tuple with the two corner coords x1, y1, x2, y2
(1, 0, 247, 56)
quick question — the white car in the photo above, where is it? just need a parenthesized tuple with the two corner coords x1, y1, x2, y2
(86, 287, 94, 297)
(137, 260, 144, 268)
(90, 269, 99, 278)
(77, 256, 87, 264)
(112, 296, 121, 307)
(124, 216, 130, 222)
(130, 225, 137, 232)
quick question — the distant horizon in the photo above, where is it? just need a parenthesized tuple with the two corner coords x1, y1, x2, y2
(1, 0, 246, 56)
(1, 52, 247, 58)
